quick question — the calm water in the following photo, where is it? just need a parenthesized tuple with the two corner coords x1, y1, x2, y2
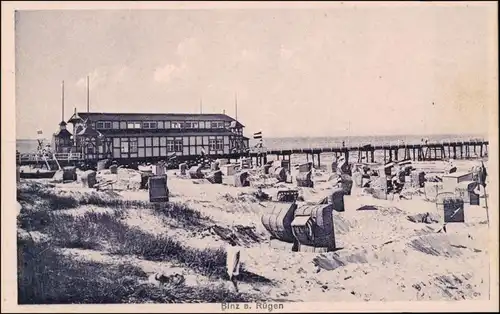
(250, 134, 486, 150)
(17, 133, 485, 154)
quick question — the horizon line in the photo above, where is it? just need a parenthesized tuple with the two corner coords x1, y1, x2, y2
(17, 131, 488, 142)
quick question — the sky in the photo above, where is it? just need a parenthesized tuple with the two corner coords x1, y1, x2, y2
(15, 4, 497, 139)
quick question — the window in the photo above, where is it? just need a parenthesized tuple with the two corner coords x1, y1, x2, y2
(172, 122, 181, 129)
(160, 137, 167, 146)
(191, 122, 199, 129)
(167, 140, 174, 152)
(145, 137, 152, 146)
(158, 121, 164, 129)
(143, 122, 158, 129)
(96, 121, 111, 129)
(121, 140, 129, 153)
(112, 121, 119, 129)
(129, 138, 138, 153)
(165, 121, 171, 128)
(153, 137, 159, 146)
(120, 121, 127, 129)
(179, 122, 186, 129)
(200, 121, 205, 129)
(174, 140, 183, 152)
(216, 138, 224, 150)
(209, 139, 217, 150)
(127, 122, 141, 129)
(210, 121, 224, 129)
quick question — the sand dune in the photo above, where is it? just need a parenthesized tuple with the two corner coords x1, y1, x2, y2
(16, 159, 491, 303)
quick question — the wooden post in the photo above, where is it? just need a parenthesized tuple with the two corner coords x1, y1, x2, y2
(317, 153, 321, 167)
(306, 153, 309, 162)
(370, 150, 375, 163)
(453, 145, 457, 159)
(460, 145, 463, 159)
(394, 148, 399, 161)
(480, 144, 483, 157)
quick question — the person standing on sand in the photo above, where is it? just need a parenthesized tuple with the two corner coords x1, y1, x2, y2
(479, 160, 487, 188)
(226, 238, 242, 293)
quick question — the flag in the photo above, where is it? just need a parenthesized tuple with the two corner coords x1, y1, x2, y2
(253, 131, 262, 140)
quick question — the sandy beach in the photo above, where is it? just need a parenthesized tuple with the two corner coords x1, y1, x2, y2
(16, 158, 491, 303)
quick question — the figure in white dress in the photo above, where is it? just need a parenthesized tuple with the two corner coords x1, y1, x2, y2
(226, 239, 242, 293)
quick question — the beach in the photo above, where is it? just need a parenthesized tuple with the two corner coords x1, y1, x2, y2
(16, 157, 491, 303)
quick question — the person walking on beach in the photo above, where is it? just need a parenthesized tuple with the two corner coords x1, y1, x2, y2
(226, 238, 242, 293)
(390, 166, 406, 200)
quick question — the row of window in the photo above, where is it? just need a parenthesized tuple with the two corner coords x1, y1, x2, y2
(95, 120, 229, 130)
(112, 136, 227, 153)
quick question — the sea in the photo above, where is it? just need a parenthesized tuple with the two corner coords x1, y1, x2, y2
(17, 133, 486, 164)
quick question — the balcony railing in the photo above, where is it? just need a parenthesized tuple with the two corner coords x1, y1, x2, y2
(17, 152, 83, 163)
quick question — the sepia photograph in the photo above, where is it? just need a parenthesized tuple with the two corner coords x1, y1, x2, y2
(2, 1, 498, 312)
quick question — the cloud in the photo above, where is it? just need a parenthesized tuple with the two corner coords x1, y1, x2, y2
(176, 37, 199, 57)
(153, 63, 187, 84)
(76, 65, 130, 90)
(279, 45, 294, 60)
(239, 49, 259, 62)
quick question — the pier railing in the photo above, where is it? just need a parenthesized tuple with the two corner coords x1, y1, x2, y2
(17, 152, 83, 164)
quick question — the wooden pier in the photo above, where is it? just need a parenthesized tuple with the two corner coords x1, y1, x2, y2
(248, 139, 489, 169)
(17, 139, 488, 170)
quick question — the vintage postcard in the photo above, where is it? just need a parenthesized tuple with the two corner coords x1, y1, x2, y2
(2, 1, 498, 313)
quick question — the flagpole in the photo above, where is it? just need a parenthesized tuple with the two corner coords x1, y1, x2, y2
(235, 93, 238, 122)
(86, 75, 90, 113)
(62, 80, 65, 121)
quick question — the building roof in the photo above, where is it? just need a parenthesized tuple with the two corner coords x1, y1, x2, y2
(54, 128, 72, 137)
(70, 112, 245, 128)
(77, 125, 102, 137)
(67, 112, 85, 124)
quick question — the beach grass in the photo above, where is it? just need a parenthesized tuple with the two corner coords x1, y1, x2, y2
(16, 181, 270, 304)
(17, 238, 255, 304)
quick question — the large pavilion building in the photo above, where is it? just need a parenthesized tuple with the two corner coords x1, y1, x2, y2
(54, 110, 250, 162)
